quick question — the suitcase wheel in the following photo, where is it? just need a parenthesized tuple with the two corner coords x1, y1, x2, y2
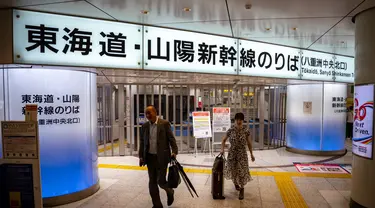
(213, 195, 225, 200)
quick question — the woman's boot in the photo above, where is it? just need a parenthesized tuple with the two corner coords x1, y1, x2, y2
(234, 184, 240, 191)
(239, 188, 244, 200)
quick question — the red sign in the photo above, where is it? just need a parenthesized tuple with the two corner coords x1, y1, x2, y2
(192, 112, 209, 117)
(213, 107, 230, 114)
(25, 104, 37, 111)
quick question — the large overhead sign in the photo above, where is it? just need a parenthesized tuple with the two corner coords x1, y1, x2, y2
(11, 9, 354, 83)
(238, 40, 300, 79)
(13, 9, 142, 69)
(143, 26, 238, 75)
(238, 40, 354, 82)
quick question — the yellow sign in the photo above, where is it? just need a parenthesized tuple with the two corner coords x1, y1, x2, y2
(9, 192, 21, 208)
(25, 104, 38, 122)
(346, 98, 353, 107)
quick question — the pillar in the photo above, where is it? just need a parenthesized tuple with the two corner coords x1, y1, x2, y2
(351, 7, 375, 208)
(0, 66, 99, 206)
(118, 84, 125, 156)
(286, 83, 347, 155)
(259, 86, 265, 149)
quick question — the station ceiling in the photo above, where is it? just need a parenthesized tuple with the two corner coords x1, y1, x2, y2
(1, 0, 374, 57)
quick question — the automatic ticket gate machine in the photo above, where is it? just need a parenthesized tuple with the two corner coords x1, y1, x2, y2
(0, 105, 43, 208)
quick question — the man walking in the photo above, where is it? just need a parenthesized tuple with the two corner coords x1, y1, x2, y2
(139, 106, 178, 208)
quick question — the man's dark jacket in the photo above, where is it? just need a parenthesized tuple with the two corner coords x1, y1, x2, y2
(139, 118, 178, 166)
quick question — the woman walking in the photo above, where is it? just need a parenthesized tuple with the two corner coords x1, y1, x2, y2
(220, 112, 255, 200)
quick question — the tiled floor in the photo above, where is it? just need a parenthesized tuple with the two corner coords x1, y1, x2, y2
(54, 167, 351, 208)
(55, 141, 353, 208)
(99, 139, 353, 171)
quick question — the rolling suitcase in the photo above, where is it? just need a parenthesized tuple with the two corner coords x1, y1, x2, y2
(211, 153, 225, 200)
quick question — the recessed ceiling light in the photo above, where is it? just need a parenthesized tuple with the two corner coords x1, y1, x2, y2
(245, 4, 252, 10)
(141, 10, 149, 14)
(183, 8, 191, 12)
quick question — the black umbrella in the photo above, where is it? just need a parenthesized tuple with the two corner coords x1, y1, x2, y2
(172, 158, 199, 198)
(180, 167, 194, 198)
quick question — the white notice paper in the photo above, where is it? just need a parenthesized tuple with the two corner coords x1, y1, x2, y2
(213, 107, 231, 132)
(192, 111, 212, 138)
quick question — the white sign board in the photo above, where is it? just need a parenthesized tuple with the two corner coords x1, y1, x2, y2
(300, 50, 335, 82)
(213, 107, 231, 132)
(238, 40, 300, 79)
(144, 26, 238, 75)
(11, 9, 355, 83)
(1, 121, 39, 159)
(192, 111, 212, 138)
(303, 102, 312, 114)
(334, 55, 355, 83)
(353, 84, 374, 159)
(238, 39, 355, 83)
(13, 9, 142, 69)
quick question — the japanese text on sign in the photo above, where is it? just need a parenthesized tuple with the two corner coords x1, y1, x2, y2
(213, 107, 231, 132)
(21, 94, 81, 126)
(13, 9, 142, 69)
(13, 10, 354, 83)
(144, 26, 238, 75)
(332, 96, 347, 113)
(192, 111, 212, 138)
(25, 24, 134, 58)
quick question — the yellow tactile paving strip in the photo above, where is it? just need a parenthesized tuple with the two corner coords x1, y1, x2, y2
(99, 164, 351, 207)
(97, 139, 127, 153)
(98, 143, 119, 153)
(98, 164, 351, 178)
(274, 175, 308, 208)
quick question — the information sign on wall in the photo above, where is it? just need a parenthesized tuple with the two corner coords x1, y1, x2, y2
(303, 102, 312, 114)
(13, 9, 142, 69)
(144, 26, 238, 75)
(1, 121, 38, 159)
(192, 111, 212, 138)
(353, 84, 374, 159)
(213, 107, 231, 132)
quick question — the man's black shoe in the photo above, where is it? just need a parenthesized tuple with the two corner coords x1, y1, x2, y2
(167, 189, 174, 206)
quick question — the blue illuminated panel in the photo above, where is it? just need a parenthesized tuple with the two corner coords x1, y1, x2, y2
(2, 67, 98, 198)
(286, 83, 346, 152)
(321, 83, 347, 151)
(286, 84, 323, 151)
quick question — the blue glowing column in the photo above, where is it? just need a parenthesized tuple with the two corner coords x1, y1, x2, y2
(286, 83, 346, 154)
(1, 66, 98, 203)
